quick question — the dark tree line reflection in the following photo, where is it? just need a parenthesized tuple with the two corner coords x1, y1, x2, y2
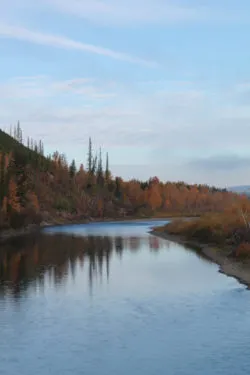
(0, 233, 163, 299)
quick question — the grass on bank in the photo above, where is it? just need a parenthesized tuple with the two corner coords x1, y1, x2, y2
(151, 211, 200, 219)
(154, 212, 250, 259)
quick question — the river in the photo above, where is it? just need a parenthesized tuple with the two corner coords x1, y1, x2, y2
(0, 220, 250, 375)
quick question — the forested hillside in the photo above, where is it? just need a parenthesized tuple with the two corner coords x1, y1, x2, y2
(0, 123, 241, 230)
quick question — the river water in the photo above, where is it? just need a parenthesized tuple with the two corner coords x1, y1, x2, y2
(0, 220, 250, 375)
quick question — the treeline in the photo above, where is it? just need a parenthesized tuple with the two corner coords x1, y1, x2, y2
(0, 123, 241, 229)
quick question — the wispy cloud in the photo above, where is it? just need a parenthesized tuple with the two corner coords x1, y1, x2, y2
(4, 0, 247, 27)
(0, 0, 202, 26)
(2, 75, 250, 155)
(62, 0, 250, 26)
(0, 23, 157, 66)
(0, 76, 206, 148)
(0, 76, 115, 100)
(43, 0, 201, 26)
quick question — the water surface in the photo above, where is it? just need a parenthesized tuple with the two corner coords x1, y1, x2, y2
(0, 220, 250, 375)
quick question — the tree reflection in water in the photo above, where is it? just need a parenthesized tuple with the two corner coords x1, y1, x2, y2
(0, 232, 162, 300)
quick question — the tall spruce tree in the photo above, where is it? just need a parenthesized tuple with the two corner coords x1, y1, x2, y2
(69, 159, 77, 178)
(16, 121, 22, 143)
(97, 148, 104, 186)
(91, 154, 97, 175)
(87, 137, 93, 174)
(105, 152, 110, 181)
(38, 140, 44, 155)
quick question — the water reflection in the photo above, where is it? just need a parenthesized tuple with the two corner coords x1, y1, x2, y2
(0, 233, 163, 299)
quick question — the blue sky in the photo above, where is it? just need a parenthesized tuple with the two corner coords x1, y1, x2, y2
(1, 0, 250, 187)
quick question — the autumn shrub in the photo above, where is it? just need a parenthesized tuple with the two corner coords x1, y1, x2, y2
(236, 242, 250, 258)
(53, 196, 71, 211)
(158, 213, 248, 245)
(154, 219, 188, 233)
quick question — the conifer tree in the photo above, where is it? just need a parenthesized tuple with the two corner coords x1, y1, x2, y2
(87, 137, 93, 174)
(16, 121, 22, 143)
(91, 154, 97, 175)
(105, 152, 110, 181)
(69, 159, 77, 178)
(97, 148, 104, 186)
(38, 140, 44, 156)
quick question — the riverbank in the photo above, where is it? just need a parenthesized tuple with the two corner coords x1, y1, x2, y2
(0, 211, 199, 242)
(150, 229, 250, 289)
(0, 224, 41, 243)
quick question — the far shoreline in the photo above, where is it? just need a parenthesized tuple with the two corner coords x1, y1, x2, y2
(150, 230, 250, 289)
(0, 211, 201, 243)
(0, 215, 174, 243)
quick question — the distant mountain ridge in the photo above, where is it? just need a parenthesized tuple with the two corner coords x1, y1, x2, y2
(227, 185, 250, 194)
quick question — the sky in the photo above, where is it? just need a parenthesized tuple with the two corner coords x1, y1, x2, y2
(1, 1, 250, 187)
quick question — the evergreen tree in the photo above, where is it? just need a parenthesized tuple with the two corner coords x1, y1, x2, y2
(97, 148, 103, 174)
(38, 140, 44, 155)
(105, 152, 110, 181)
(97, 148, 104, 186)
(41, 141, 44, 156)
(91, 154, 97, 175)
(69, 159, 77, 178)
(16, 121, 22, 143)
(87, 137, 93, 174)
